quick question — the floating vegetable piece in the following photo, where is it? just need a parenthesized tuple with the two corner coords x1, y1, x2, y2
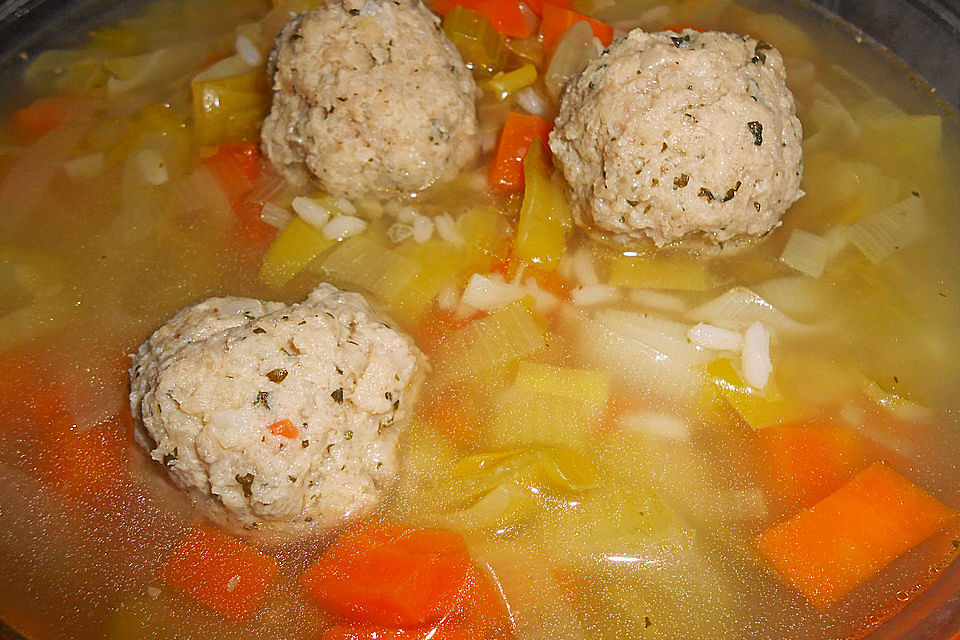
(544, 20, 600, 102)
(539, 4, 614, 52)
(480, 64, 538, 100)
(756, 462, 953, 609)
(260, 216, 336, 287)
(488, 111, 553, 192)
(607, 252, 715, 290)
(433, 0, 531, 38)
(442, 6, 507, 78)
(514, 140, 572, 269)
(702, 358, 797, 429)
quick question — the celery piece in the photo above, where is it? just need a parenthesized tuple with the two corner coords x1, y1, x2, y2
(438, 298, 548, 382)
(607, 252, 715, 290)
(702, 358, 797, 429)
(489, 361, 611, 448)
(514, 141, 572, 270)
(480, 64, 537, 100)
(846, 195, 928, 264)
(23, 48, 107, 95)
(442, 6, 506, 78)
(259, 216, 335, 288)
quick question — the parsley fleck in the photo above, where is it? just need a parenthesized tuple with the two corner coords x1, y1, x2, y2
(235, 473, 255, 497)
(331, 388, 344, 403)
(747, 121, 763, 146)
(254, 391, 270, 409)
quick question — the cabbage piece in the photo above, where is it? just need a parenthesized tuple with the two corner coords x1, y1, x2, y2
(560, 306, 704, 401)
(688, 286, 809, 334)
(846, 194, 928, 264)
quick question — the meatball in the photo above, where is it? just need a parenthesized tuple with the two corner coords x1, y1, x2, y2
(549, 29, 803, 247)
(261, 0, 480, 199)
(129, 284, 425, 540)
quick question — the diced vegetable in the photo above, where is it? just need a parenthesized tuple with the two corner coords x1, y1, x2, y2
(480, 64, 537, 100)
(203, 142, 277, 244)
(106, 41, 213, 95)
(22, 48, 108, 96)
(561, 306, 704, 400)
(436, 298, 548, 383)
(88, 26, 142, 55)
(492, 361, 610, 446)
(38, 413, 129, 502)
(300, 521, 473, 626)
(191, 55, 269, 146)
(780, 229, 835, 278)
(757, 423, 861, 510)
(539, 4, 614, 53)
(544, 20, 600, 102)
(702, 358, 796, 429)
(607, 252, 716, 290)
(11, 97, 96, 141)
(756, 463, 953, 609)
(689, 287, 808, 334)
(267, 418, 298, 438)
(160, 524, 279, 620)
(523, 0, 572, 16)
(442, 481, 537, 530)
(260, 216, 336, 287)
(845, 194, 928, 264)
(433, 0, 530, 38)
(442, 6, 507, 78)
(488, 112, 553, 192)
(513, 140, 572, 269)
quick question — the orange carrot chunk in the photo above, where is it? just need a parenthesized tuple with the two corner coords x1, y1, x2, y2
(301, 520, 473, 626)
(11, 96, 90, 140)
(756, 462, 954, 609)
(758, 423, 862, 510)
(320, 625, 481, 640)
(539, 4, 614, 52)
(268, 418, 299, 439)
(523, 0, 573, 18)
(160, 525, 279, 620)
(488, 112, 553, 193)
(202, 142, 276, 245)
(433, 0, 530, 38)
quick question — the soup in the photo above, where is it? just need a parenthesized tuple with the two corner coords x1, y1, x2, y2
(0, 0, 958, 638)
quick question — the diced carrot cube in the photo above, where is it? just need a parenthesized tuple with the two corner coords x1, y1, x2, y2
(267, 418, 299, 439)
(488, 112, 553, 193)
(160, 525, 279, 620)
(539, 4, 613, 52)
(301, 520, 473, 626)
(758, 423, 862, 510)
(523, 0, 573, 17)
(756, 462, 954, 609)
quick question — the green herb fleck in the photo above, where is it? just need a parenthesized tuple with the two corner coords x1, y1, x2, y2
(698, 188, 715, 201)
(331, 388, 344, 403)
(266, 368, 288, 383)
(163, 448, 178, 466)
(747, 121, 763, 145)
(674, 173, 689, 188)
(722, 180, 742, 202)
(254, 391, 270, 409)
(236, 473, 255, 497)
(344, 430, 353, 440)
(252, 327, 266, 334)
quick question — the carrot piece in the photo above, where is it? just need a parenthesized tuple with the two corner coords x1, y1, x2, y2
(320, 625, 481, 640)
(203, 142, 261, 202)
(39, 413, 129, 502)
(160, 524, 279, 620)
(433, 0, 530, 38)
(488, 112, 553, 193)
(11, 97, 89, 140)
(758, 423, 862, 510)
(267, 418, 299, 439)
(756, 462, 954, 609)
(202, 142, 276, 245)
(415, 307, 485, 355)
(523, 0, 573, 17)
(301, 520, 473, 626)
(539, 4, 614, 52)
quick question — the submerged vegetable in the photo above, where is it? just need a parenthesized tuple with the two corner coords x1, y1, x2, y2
(442, 6, 507, 78)
(513, 140, 572, 269)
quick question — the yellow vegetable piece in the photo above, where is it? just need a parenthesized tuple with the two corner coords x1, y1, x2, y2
(702, 358, 797, 429)
(607, 252, 715, 290)
(191, 56, 269, 146)
(441, 482, 537, 531)
(442, 6, 507, 78)
(480, 64, 537, 100)
(514, 140, 572, 270)
(259, 216, 335, 288)
(88, 27, 142, 55)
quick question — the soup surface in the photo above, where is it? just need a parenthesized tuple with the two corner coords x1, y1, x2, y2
(1, 0, 959, 638)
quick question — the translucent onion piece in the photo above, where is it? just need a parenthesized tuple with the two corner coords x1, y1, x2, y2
(544, 20, 600, 102)
(846, 194, 928, 264)
(780, 229, 834, 278)
(689, 287, 808, 334)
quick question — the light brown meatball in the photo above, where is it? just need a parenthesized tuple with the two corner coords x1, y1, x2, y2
(261, 0, 480, 199)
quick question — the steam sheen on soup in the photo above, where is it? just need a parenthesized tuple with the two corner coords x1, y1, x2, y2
(0, 0, 959, 639)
